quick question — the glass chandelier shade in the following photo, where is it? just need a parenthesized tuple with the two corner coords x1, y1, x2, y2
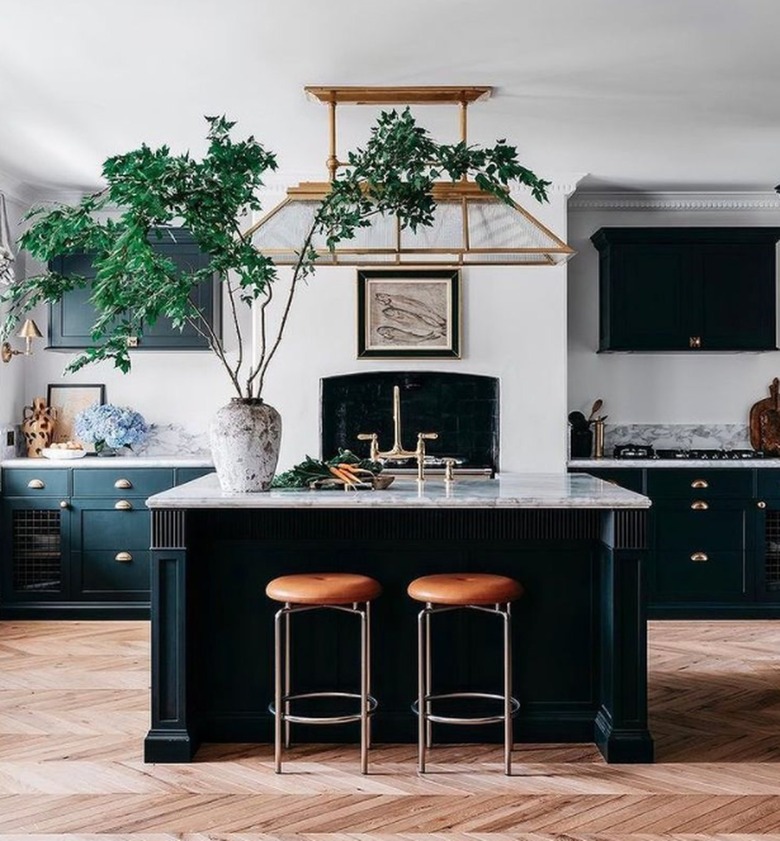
(246, 87, 574, 267)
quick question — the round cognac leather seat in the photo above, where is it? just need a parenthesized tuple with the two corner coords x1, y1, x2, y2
(407, 573, 524, 606)
(266, 573, 382, 605)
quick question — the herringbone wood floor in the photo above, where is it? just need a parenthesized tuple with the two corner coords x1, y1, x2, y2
(1, 620, 780, 840)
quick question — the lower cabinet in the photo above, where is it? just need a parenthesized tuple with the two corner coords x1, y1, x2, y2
(1, 464, 214, 618)
(572, 466, 778, 618)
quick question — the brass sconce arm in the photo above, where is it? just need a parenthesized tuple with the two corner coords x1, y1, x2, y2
(1, 319, 42, 363)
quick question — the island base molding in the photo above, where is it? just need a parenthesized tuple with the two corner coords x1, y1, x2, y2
(145, 506, 653, 765)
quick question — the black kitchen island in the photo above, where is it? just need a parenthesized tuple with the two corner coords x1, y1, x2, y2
(144, 473, 653, 765)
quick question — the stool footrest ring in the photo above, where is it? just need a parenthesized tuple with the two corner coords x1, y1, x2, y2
(269, 691, 378, 726)
(412, 691, 520, 726)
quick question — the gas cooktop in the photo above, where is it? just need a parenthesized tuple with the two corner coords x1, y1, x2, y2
(613, 444, 766, 460)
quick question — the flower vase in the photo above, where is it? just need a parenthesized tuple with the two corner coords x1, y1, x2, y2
(209, 398, 281, 492)
(21, 397, 56, 458)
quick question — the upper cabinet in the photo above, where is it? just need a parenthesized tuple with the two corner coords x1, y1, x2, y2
(591, 227, 780, 352)
(48, 228, 221, 350)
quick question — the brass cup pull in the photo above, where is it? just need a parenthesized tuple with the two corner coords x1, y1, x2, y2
(27, 479, 45, 489)
(115, 552, 133, 563)
(691, 500, 709, 510)
(690, 552, 709, 562)
(758, 501, 767, 509)
(114, 478, 133, 489)
(114, 500, 133, 511)
(691, 479, 709, 489)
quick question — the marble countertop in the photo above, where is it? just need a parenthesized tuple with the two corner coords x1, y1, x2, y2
(146, 472, 651, 510)
(1, 455, 213, 469)
(570, 458, 780, 469)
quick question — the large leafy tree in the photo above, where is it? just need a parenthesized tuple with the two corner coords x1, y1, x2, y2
(1, 112, 549, 399)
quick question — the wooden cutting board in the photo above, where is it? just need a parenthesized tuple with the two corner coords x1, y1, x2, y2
(750, 377, 780, 452)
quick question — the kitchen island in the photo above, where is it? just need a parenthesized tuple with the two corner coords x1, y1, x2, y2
(144, 473, 653, 764)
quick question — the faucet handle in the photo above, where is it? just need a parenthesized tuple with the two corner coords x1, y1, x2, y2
(443, 458, 457, 483)
(357, 432, 379, 461)
(418, 432, 439, 441)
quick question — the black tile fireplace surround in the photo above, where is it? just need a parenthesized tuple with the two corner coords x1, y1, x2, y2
(321, 371, 500, 472)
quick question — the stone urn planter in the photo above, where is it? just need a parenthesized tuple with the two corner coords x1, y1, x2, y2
(209, 398, 282, 492)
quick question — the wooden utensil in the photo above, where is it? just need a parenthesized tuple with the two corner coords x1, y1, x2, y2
(749, 378, 780, 450)
(588, 399, 603, 422)
(759, 379, 780, 455)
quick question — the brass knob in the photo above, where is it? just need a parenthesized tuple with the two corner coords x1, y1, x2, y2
(114, 478, 133, 489)
(691, 500, 709, 510)
(758, 501, 767, 509)
(126, 336, 139, 348)
(115, 552, 133, 563)
(114, 500, 133, 511)
(689, 336, 702, 348)
(27, 479, 45, 489)
(59, 500, 69, 510)
(691, 479, 709, 489)
(690, 552, 709, 562)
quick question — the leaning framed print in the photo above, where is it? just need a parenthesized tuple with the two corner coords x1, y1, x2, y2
(356, 268, 461, 358)
(46, 383, 106, 444)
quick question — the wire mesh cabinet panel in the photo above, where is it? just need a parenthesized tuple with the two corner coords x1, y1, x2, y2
(2, 498, 71, 602)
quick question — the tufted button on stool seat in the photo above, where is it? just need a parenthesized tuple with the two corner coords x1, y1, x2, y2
(408, 572, 523, 775)
(266, 573, 382, 605)
(266, 572, 381, 774)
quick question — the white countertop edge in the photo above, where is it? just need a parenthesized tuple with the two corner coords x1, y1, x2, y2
(1, 456, 214, 468)
(569, 458, 780, 469)
(146, 472, 652, 510)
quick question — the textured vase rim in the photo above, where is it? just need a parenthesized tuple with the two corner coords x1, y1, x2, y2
(230, 397, 265, 405)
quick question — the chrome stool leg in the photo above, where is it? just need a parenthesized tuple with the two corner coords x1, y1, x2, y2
(366, 601, 373, 750)
(284, 608, 291, 749)
(359, 602, 369, 774)
(417, 605, 428, 773)
(425, 605, 433, 749)
(273, 605, 286, 774)
(503, 602, 513, 776)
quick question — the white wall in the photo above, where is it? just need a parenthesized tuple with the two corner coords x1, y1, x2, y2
(0, 188, 31, 426)
(6, 182, 572, 472)
(567, 194, 780, 424)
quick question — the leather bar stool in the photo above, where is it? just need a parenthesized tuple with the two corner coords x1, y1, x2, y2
(265, 572, 381, 774)
(407, 572, 523, 775)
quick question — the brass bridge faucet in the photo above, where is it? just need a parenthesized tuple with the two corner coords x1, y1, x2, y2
(358, 386, 438, 481)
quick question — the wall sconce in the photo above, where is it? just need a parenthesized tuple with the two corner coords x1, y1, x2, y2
(1, 319, 42, 363)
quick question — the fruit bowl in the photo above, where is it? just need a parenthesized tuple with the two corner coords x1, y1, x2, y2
(41, 448, 87, 460)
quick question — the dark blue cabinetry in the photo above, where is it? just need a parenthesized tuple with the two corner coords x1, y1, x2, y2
(48, 228, 221, 350)
(0, 464, 213, 618)
(592, 228, 780, 352)
(571, 466, 777, 618)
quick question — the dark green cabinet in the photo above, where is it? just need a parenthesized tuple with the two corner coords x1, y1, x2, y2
(592, 228, 780, 352)
(48, 228, 221, 350)
(0, 464, 214, 618)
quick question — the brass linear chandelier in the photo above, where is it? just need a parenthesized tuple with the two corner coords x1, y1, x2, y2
(247, 86, 574, 266)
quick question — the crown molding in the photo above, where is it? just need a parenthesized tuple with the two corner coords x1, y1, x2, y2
(569, 191, 780, 211)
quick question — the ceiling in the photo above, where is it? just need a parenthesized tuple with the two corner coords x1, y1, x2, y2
(2, 0, 780, 196)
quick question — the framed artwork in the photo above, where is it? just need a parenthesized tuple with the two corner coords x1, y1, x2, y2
(46, 383, 106, 444)
(356, 268, 461, 358)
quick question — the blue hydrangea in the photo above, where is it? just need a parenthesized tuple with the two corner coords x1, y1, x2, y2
(74, 403, 149, 450)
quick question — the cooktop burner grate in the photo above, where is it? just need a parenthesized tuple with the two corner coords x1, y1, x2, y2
(613, 444, 765, 460)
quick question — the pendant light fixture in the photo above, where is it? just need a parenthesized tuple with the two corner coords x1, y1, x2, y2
(247, 86, 574, 266)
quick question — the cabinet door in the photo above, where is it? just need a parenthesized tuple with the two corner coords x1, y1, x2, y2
(69, 500, 151, 601)
(601, 243, 696, 351)
(48, 230, 220, 350)
(699, 244, 777, 350)
(1, 498, 71, 602)
(650, 500, 750, 603)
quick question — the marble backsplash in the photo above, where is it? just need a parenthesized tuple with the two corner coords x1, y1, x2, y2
(135, 423, 210, 457)
(604, 424, 752, 452)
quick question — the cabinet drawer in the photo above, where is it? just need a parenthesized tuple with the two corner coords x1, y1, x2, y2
(654, 550, 746, 601)
(74, 506, 151, 552)
(73, 468, 174, 498)
(647, 469, 752, 499)
(654, 503, 746, 551)
(76, 550, 150, 596)
(2, 468, 69, 497)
